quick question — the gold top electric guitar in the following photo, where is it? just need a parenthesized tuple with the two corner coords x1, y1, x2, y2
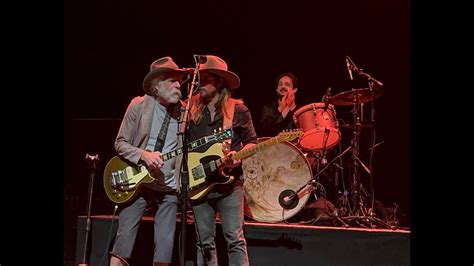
(103, 128, 233, 204)
(187, 129, 304, 200)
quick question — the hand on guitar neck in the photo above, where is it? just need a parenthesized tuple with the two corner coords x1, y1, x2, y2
(140, 150, 164, 171)
(219, 142, 257, 177)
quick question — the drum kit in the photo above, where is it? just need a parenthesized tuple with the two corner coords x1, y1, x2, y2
(243, 86, 384, 225)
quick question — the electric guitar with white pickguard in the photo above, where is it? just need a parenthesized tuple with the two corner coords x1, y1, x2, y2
(187, 129, 304, 200)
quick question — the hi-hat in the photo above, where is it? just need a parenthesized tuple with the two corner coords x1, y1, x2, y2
(329, 88, 382, 106)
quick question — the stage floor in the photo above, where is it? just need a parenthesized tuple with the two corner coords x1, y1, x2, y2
(74, 214, 410, 266)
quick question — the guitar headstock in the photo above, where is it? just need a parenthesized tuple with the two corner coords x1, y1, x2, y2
(276, 129, 304, 142)
(213, 128, 234, 141)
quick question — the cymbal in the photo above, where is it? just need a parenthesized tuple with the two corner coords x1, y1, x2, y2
(329, 88, 382, 106)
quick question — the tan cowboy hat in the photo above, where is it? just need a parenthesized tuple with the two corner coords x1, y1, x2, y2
(198, 55, 240, 89)
(142, 57, 189, 93)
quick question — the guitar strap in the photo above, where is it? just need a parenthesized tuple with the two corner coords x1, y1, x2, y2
(154, 110, 171, 152)
(223, 98, 236, 131)
(222, 98, 236, 151)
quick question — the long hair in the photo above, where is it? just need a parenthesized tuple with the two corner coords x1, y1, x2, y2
(190, 86, 243, 124)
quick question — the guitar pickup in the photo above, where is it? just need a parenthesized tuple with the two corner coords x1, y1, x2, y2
(192, 165, 205, 180)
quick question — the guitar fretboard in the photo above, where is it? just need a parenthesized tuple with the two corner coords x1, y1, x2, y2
(215, 131, 303, 167)
(232, 137, 279, 161)
(162, 149, 184, 161)
(161, 133, 224, 162)
(215, 137, 280, 168)
(189, 136, 210, 150)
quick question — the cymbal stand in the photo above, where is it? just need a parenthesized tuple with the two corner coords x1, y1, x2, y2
(355, 65, 382, 210)
(340, 57, 388, 228)
(349, 95, 362, 215)
(340, 91, 389, 228)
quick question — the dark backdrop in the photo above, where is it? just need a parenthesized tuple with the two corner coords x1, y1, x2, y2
(65, 0, 409, 261)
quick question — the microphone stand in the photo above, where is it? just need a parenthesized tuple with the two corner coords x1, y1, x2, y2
(79, 154, 99, 266)
(177, 58, 201, 266)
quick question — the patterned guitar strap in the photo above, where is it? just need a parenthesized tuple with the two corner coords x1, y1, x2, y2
(154, 109, 171, 152)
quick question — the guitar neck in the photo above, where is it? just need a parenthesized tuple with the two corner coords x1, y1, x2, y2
(216, 137, 280, 167)
(233, 138, 279, 160)
(161, 134, 220, 162)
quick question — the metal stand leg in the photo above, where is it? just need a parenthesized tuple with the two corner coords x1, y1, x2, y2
(79, 154, 99, 266)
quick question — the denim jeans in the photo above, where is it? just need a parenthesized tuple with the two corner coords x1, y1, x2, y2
(111, 191, 178, 263)
(192, 186, 249, 266)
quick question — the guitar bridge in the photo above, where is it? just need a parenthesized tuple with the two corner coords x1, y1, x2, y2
(110, 167, 136, 189)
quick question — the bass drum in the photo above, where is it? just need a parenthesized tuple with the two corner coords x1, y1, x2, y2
(242, 138, 313, 223)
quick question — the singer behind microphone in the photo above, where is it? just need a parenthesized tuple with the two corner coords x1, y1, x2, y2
(187, 55, 257, 266)
(259, 72, 301, 138)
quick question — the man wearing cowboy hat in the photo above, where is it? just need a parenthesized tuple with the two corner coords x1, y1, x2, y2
(110, 56, 188, 266)
(187, 55, 258, 266)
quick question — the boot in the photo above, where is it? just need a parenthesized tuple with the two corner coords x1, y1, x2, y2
(109, 253, 129, 266)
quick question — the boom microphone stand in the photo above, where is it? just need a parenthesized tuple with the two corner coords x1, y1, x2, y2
(176, 55, 204, 266)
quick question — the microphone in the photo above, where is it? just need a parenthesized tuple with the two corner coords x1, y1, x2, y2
(278, 189, 299, 209)
(371, 77, 384, 87)
(323, 87, 331, 111)
(180, 67, 194, 86)
(194, 55, 207, 64)
(180, 75, 191, 85)
(346, 56, 353, 80)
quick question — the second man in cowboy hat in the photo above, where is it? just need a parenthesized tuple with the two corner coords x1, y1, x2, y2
(188, 55, 258, 266)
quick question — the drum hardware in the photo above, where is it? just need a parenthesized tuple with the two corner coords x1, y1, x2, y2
(331, 56, 388, 228)
(310, 128, 331, 179)
(339, 123, 371, 130)
(284, 146, 352, 226)
(322, 87, 332, 112)
(328, 88, 382, 106)
(368, 140, 384, 151)
(287, 146, 352, 207)
(334, 98, 378, 227)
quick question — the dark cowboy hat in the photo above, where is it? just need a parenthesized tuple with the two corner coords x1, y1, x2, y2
(199, 55, 240, 89)
(142, 57, 189, 93)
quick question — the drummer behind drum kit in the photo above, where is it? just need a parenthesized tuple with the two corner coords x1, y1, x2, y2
(242, 56, 392, 228)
